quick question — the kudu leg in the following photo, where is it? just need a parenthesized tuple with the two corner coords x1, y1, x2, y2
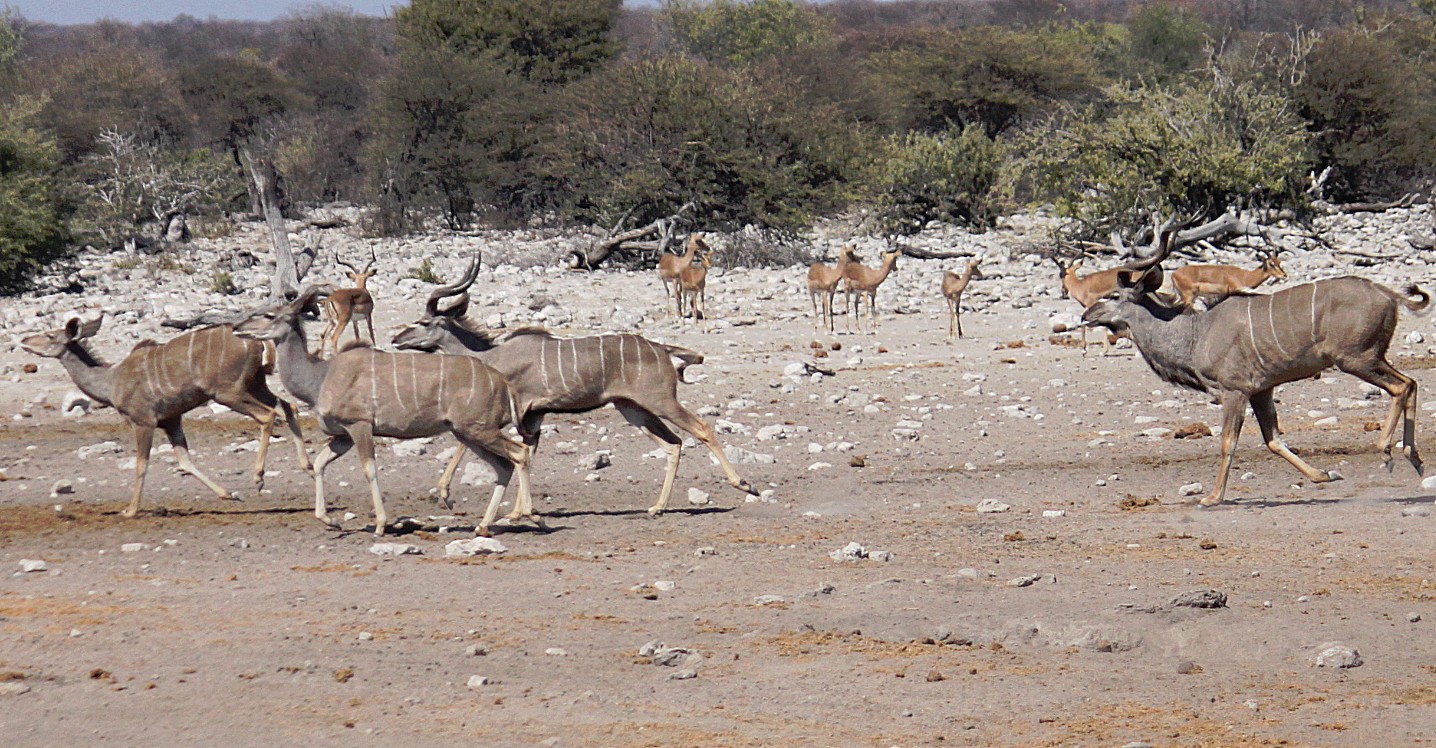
(216, 390, 280, 491)
(436, 445, 467, 509)
(459, 434, 534, 536)
(310, 435, 353, 528)
(278, 398, 311, 471)
(1349, 361, 1422, 474)
(645, 400, 757, 500)
(346, 422, 388, 535)
(161, 418, 235, 501)
(1200, 396, 1248, 507)
(616, 402, 684, 515)
(1250, 390, 1340, 484)
(125, 425, 156, 518)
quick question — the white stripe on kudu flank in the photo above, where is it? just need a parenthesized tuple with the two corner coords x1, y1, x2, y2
(555, 340, 569, 392)
(465, 358, 478, 411)
(540, 341, 551, 393)
(618, 336, 627, 381)
(1246, 303, 1267, 369)
(598, 335, 608, 374)
(1310, 283, 1319, 344)
(1267, 296, 1290, 360)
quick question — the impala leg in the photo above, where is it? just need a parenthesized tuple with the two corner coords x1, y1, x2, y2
(125, 425, 156, 518)
(310, 435, 352, 528)
(616, 402, 683, 515)
(947, 299, 955, 340)
(161, 418, 235, 501)
(1251, 390, 1338, 483)
(1200, 395, 1248, 507)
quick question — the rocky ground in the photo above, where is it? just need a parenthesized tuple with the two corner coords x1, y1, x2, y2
(2, 206, 1436, 747)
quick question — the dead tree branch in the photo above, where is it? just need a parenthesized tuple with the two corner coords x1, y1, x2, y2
(566, 202, 696, 270)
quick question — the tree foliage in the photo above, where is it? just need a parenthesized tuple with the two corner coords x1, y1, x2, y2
(0, 96, 71, 291)
(1009, 78, 1312, 236)
(868, 125, 1000, 237)
(540, 55, 864, 233)
(664, 0, 833, 67)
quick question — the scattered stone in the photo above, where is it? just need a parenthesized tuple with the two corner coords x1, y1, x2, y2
(694, 547, 716, 556)
(830, 542, 868, 561)
(1314, 643, 1363, 669)
(1041, 509, 1066, 518)
(869, 550, 895, 562)
(77, 441, 122, 460)
(753, 595, 786, 605)
(120, 543, 145, 553)
(62, 390, 90, 415)
(1173, 422, 1211, 439)
(18, 559, 47, 573)
(391, 440, 428, 458)
(1177, 482, 1204, 497)
(369, 542, 421, 557)
(445, 538, 507, 557)
(0, 682, 32, 696)
(686, 488, 710, 506)
(1401, 506, 1430, 517)
(1406, 612, 1422, 623)
(586, 451, 612, 470)
(464, 644, 487, 657)
(1175, 661, 1203, 675)
(358, 632, 374, 641)
(460, 461, 498, 486)
(49, 479, 74, 498)
(1421, 474, 1436, 490)
(975, 499, 1010, 513)
(545, 648, 568, 656)
(719, 445, 775, 465)
(668, 669, 697, 680)
(1169, 589, 1228, 609)
(466, 675, 490, 689)
(1313, 416, 1340, 428)
(1009, 574, 1043, 587)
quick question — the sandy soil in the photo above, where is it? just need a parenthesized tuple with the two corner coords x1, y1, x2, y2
(3, 258, 1436, 748)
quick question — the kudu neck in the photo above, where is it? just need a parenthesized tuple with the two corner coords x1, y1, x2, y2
(58, 342, 116, 406)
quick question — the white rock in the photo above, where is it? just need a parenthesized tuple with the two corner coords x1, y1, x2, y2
(18, 559, 47, 573)
(466, 675, 490, 689)
(391, 440, 428, 458)
(445, 538, 508, 557)
(120, 543, 145, 553)
(1313, 416, 1339, 428)
(1314, 643, 1363, 669)
(62, 390, 90, 415)
(718, 445, 774, 465)
(460, 461, 498, 486)
(975, 499, 1010, 513)
(686, 488, 711, 506)
(77, 441, 122, 460)
(830, 541, 867, 561)
(1177, 482, 1204, 497)
(1420, 474, 1436, 490)
(49, 479, 74, 497)
(369, 542, 422, 557)
(1042, 509, 1066, 518)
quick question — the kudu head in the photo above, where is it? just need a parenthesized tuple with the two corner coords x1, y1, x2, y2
(20, 316, 103, 358)
(391, 258, 482, 352)
(1082, 214, 1197, 332)
(235, 286, 327, 342)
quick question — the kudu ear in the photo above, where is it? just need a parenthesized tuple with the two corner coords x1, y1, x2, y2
(72, 316, 102, 339)
(436, 292, 470, 318)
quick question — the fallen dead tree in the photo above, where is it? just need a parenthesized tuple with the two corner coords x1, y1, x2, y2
(566, 202, 695, 270)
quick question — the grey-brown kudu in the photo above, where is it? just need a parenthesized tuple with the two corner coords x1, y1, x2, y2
(20, 317, 310, 517)
(1082, 219, 1428, 507)
(391, 259, 758, 517)
(235, 288, 535, 535)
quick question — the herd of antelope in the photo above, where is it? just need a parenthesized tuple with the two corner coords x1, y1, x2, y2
(17, 226, 1429, 534)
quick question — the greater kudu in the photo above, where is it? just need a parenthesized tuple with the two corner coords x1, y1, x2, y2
(235, 288, 534, 535)
(1082, 223, 1428, 506)
(20, 317, 310, 517)
(391, 261, 757, 519)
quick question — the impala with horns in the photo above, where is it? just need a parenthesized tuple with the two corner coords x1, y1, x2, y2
(235, 286, 534, 536)
(1082, 218, 1427, 507)
(1170, 248, 1287, 308)
(20, 317, 309, 518)
(322, 247, 378, 355)
(391, 259, 758, 518)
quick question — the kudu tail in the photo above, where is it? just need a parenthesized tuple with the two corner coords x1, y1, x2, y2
(1399, 285, 1430, 313)
(663, 344, 705, 384)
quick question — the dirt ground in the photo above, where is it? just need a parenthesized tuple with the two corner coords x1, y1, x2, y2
(3, 261, 1436, 748)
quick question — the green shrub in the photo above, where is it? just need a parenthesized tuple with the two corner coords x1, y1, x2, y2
(1006, 78, 1312, 237)
(867, 125, 1000, 237)
(0, 96, 71, 293)
(209, 270, 239, 295)
(403, 257, 443, 283)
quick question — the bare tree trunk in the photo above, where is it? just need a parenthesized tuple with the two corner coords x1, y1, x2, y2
(240, 146, 299, 301)
(567, 202, 696, 270)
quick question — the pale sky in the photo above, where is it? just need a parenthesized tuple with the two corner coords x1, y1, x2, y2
(6, 1, 404, 25)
